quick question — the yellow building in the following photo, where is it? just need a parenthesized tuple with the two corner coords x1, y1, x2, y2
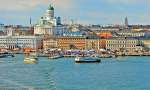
(22, 31, 26, 35)
(15, 31, 20, 36)
(43, 38, 57, 50)
(85, 38, 106, 50)
(132, 29, 141, 31)
(57, 36, 86, 50)
(86, 39, 101, 50)
(132, 31, 147, 37)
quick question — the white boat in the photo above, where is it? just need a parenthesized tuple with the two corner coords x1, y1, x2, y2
(24, 57, 38, 63)
(75, 57, 101, 63)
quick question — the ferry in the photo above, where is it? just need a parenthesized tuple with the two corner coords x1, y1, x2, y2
(75, 57, 101, 63)
(24, 57, 38, 63)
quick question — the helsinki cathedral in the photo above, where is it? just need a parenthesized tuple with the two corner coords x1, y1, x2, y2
(34, 4, 66, 35)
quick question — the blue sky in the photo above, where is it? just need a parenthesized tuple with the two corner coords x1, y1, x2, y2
(0, 0, 150, 26)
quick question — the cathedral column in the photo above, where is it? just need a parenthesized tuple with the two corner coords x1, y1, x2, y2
(42, 29, 44, 34)
(44, 29, 45, 35)
(40, 29, 42, 34)
(49, 29, 50, 34)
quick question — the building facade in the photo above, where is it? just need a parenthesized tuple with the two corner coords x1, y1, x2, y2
(85, 38, 101, 50)
(57, 36, 86, 50)
(34, 4, 66, 35)
(7, 28, 15, 36)
(0, 36, 44, 49)
(43, 38, 57, 50)
(139, 37, 150, 50)
(106, 36, 139, 51)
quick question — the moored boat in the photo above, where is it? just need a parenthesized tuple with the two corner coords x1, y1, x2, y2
(75, 57, 101, 63)
(24, 57, 38, 63)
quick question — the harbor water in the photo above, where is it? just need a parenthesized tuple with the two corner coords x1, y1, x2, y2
(0, 55, 150, 90)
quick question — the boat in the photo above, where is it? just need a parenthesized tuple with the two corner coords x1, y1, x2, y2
(0, 55, 5, 58)
(24, 57, 38, 63)
(75, 57, 101, 63)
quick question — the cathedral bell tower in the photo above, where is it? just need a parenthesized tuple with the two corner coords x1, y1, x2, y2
(46, 3, 54, 20)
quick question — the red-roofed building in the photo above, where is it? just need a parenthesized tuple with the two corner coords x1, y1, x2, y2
(114, 25, 121, 27)
(99, 33, 113, 39)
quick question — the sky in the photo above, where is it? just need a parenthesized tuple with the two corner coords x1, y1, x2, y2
(0, 0, 150, 26)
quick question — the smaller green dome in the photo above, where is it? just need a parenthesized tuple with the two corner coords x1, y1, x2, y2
(40, 16, 43, 19)
(58, 17, 61, 19)
(45, 17, 46, 19)
(54, 17, 57, 19)
(47, 5, 54, 10)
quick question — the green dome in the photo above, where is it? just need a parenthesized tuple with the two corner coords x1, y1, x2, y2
(58, 17, 61, 19)
(54, 17, 57, 19)
(47, 5, 54, 10)
(40, 16, 43, 19)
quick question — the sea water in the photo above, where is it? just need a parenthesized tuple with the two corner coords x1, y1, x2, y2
(0, 55, 150, 90)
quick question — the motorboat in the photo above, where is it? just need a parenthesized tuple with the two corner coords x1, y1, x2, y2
(24, 57, 38, 63)
(75, 57, 101, 63)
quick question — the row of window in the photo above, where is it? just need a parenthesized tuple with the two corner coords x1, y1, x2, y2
(58, 42, 84, 44)
(107, 41, 136, 43)
(58, 45, 84, 47)
(107, 45, 136, 47)
(58, 39, 84, 40)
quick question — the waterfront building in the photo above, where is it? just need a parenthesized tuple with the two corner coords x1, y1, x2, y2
(106, 36, 139, 51)
(139, 37, 150, 50)
(57, 36, 86, 50)
(34, 4, 66, 35)
(43, 38, 57, 50)
(0, 36, 45, 49)
(85, 36, 106, 50)
(7, 28, 15, 36)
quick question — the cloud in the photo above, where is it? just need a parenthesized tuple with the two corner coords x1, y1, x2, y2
(0, 0, 78, 11)
(77, 20, 96, 25)
(0, 0, 150, 25)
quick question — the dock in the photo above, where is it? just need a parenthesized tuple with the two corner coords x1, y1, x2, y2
(63, 55, 89, 57)
(48, 55, 62, 59)
(117, 51, 150, 56)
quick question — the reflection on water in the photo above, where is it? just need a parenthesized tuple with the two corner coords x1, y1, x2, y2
(75, 62, 100, 65)
(24, 62, 38, 64)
